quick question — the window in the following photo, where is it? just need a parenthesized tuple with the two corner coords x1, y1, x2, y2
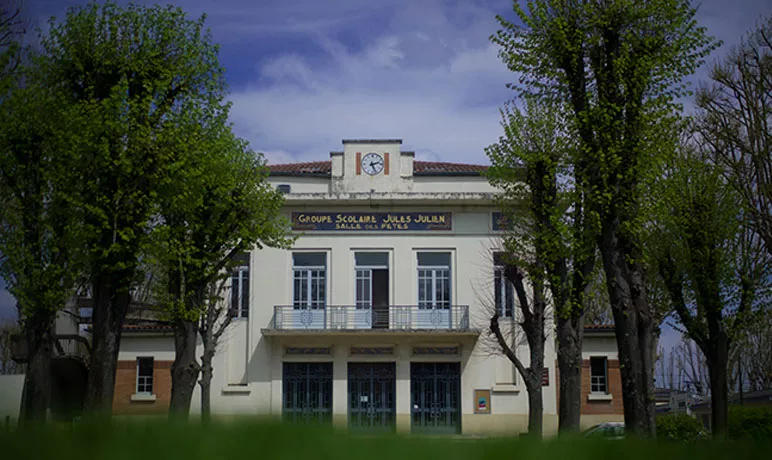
(355, 252, 389, 309)
(231, 263, 250, 319)
(136, 357, 154, 394)
(417, 252, 451, 309)
(293, 253, 327, 309)
(590, 357, 608, 394)
(493, 253, 515, 318)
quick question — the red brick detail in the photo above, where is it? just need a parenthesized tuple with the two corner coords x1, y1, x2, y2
(112, 359, 173, 415)
(555, 358, 624, 416)
(356, 152, 361, 175)
(581, 359, 623, 415)
(384, 152, 389, 175)
(542, 367, 549, 386)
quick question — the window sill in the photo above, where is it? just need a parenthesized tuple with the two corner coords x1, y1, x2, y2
(131, 394, 157, 402)
(222, 384, 251, 395)
(491, 384, 520, 394)
(588, 393, 612, 401)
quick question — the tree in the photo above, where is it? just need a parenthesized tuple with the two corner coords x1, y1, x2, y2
(492, 0, 718, 436)
(486, 99, 596, 435)
(151, 115, 293, 419)
(653, 146, 771, 438)
(36, 1, 229, 417)
(0, 42, 85, 423)
(696, 16, 772, 256)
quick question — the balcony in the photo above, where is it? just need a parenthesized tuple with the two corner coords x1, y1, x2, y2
(265, 305, 474, 334)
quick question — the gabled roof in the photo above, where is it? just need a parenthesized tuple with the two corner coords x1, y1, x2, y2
(268, 160, 488, 177)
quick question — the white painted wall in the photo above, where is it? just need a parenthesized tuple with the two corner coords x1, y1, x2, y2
(0, 374, 24, 425)
(582, 336, 618, 360)
(107, 141, 609, 429)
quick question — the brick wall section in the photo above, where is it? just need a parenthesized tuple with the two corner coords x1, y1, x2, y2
(581, 359, 623, 415)
(113, 360, 173, 415)
(555, 358, 624, 415)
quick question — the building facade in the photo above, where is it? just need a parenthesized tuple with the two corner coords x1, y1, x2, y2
(1, 139, 623, 433)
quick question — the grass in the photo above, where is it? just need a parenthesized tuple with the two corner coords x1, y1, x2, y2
(1, 419, 769, 460)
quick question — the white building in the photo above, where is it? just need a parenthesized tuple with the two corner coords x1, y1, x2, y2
(1, 139, 623, 434)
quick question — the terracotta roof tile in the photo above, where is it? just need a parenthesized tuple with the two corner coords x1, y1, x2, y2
(268, 161, 332, 176)
(268, 160, 488, 177)
(122, 324, 173, 333)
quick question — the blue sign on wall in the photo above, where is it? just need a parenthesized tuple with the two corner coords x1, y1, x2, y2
(291, 212, 453, 231)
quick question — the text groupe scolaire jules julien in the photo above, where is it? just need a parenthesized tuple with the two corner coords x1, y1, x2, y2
(295, 213, 448, 229)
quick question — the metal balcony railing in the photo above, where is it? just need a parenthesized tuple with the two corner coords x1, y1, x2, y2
(270, 305, 470, 331)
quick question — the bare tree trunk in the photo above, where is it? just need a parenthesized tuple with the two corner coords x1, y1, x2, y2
(706, 336, 730, 439)
(557, 313, 584, 434)
(526, 383, 543, 438)
(600, 225, 656, 438)
(169, 318, 200, 419)
(18, 314, 54, 426)
(83, 270, 131, 419)
(490, 306, 545, 438)
(199, 348, 214, 425)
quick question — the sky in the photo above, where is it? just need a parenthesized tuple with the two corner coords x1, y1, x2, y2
(1, 0, 770, 350)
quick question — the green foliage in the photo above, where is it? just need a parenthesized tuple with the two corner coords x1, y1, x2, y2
(1, 420, 770, 460)
(650, 143, 770, 347)
(656, 413, 705, 442)
(485, 99, 574, 276)
(148, 108, 295, 322)
(729, 406, 772, 440)
(0, 46, 85, 321)
(493, 0, 719, 253)
(36, 0, 229, 281)
(485, 94, 598, 326)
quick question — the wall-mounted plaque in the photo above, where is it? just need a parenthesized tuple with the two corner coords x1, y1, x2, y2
(474, 389, 491, 414)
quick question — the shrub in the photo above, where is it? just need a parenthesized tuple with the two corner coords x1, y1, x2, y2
(656, 413, 705, 442)
(728, 406, 772, 440)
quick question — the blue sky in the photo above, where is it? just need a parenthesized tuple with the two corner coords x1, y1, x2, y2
(1, 0, 770, 350)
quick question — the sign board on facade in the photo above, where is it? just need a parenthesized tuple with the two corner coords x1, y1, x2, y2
(292, 212, 453, 231)
(474, 389, 491, 414)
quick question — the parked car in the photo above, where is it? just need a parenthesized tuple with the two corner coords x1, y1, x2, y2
(582, 422, 625, 440)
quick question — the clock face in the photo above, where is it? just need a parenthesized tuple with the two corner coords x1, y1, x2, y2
(361, 152, 384, 175)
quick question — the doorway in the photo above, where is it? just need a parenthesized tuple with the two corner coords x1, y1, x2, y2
(348, 362, 396, 432)
(410, 362, 461, 434)
(355, 252, 390, 329)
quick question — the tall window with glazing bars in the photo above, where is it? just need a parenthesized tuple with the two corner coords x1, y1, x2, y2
(493, 253, 515, 318)
(231, 253, 250, 318)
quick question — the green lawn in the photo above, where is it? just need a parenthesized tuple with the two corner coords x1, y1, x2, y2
(1, 420, 768, 460)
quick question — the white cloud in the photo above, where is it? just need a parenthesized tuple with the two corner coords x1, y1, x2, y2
(228, 1, 512, 165)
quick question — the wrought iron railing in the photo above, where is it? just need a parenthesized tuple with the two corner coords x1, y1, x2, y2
(271, 305, 470, 331)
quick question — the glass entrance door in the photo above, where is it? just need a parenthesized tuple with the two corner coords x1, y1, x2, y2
(348, 363, 396, 432)
(283, 362, 333, 424)
(410, 362, 461, 434)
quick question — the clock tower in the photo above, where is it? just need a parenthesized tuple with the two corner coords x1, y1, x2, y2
(330, 139, 414, 194)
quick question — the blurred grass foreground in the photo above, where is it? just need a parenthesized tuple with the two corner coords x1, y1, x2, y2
(1, 419, 769, 460)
